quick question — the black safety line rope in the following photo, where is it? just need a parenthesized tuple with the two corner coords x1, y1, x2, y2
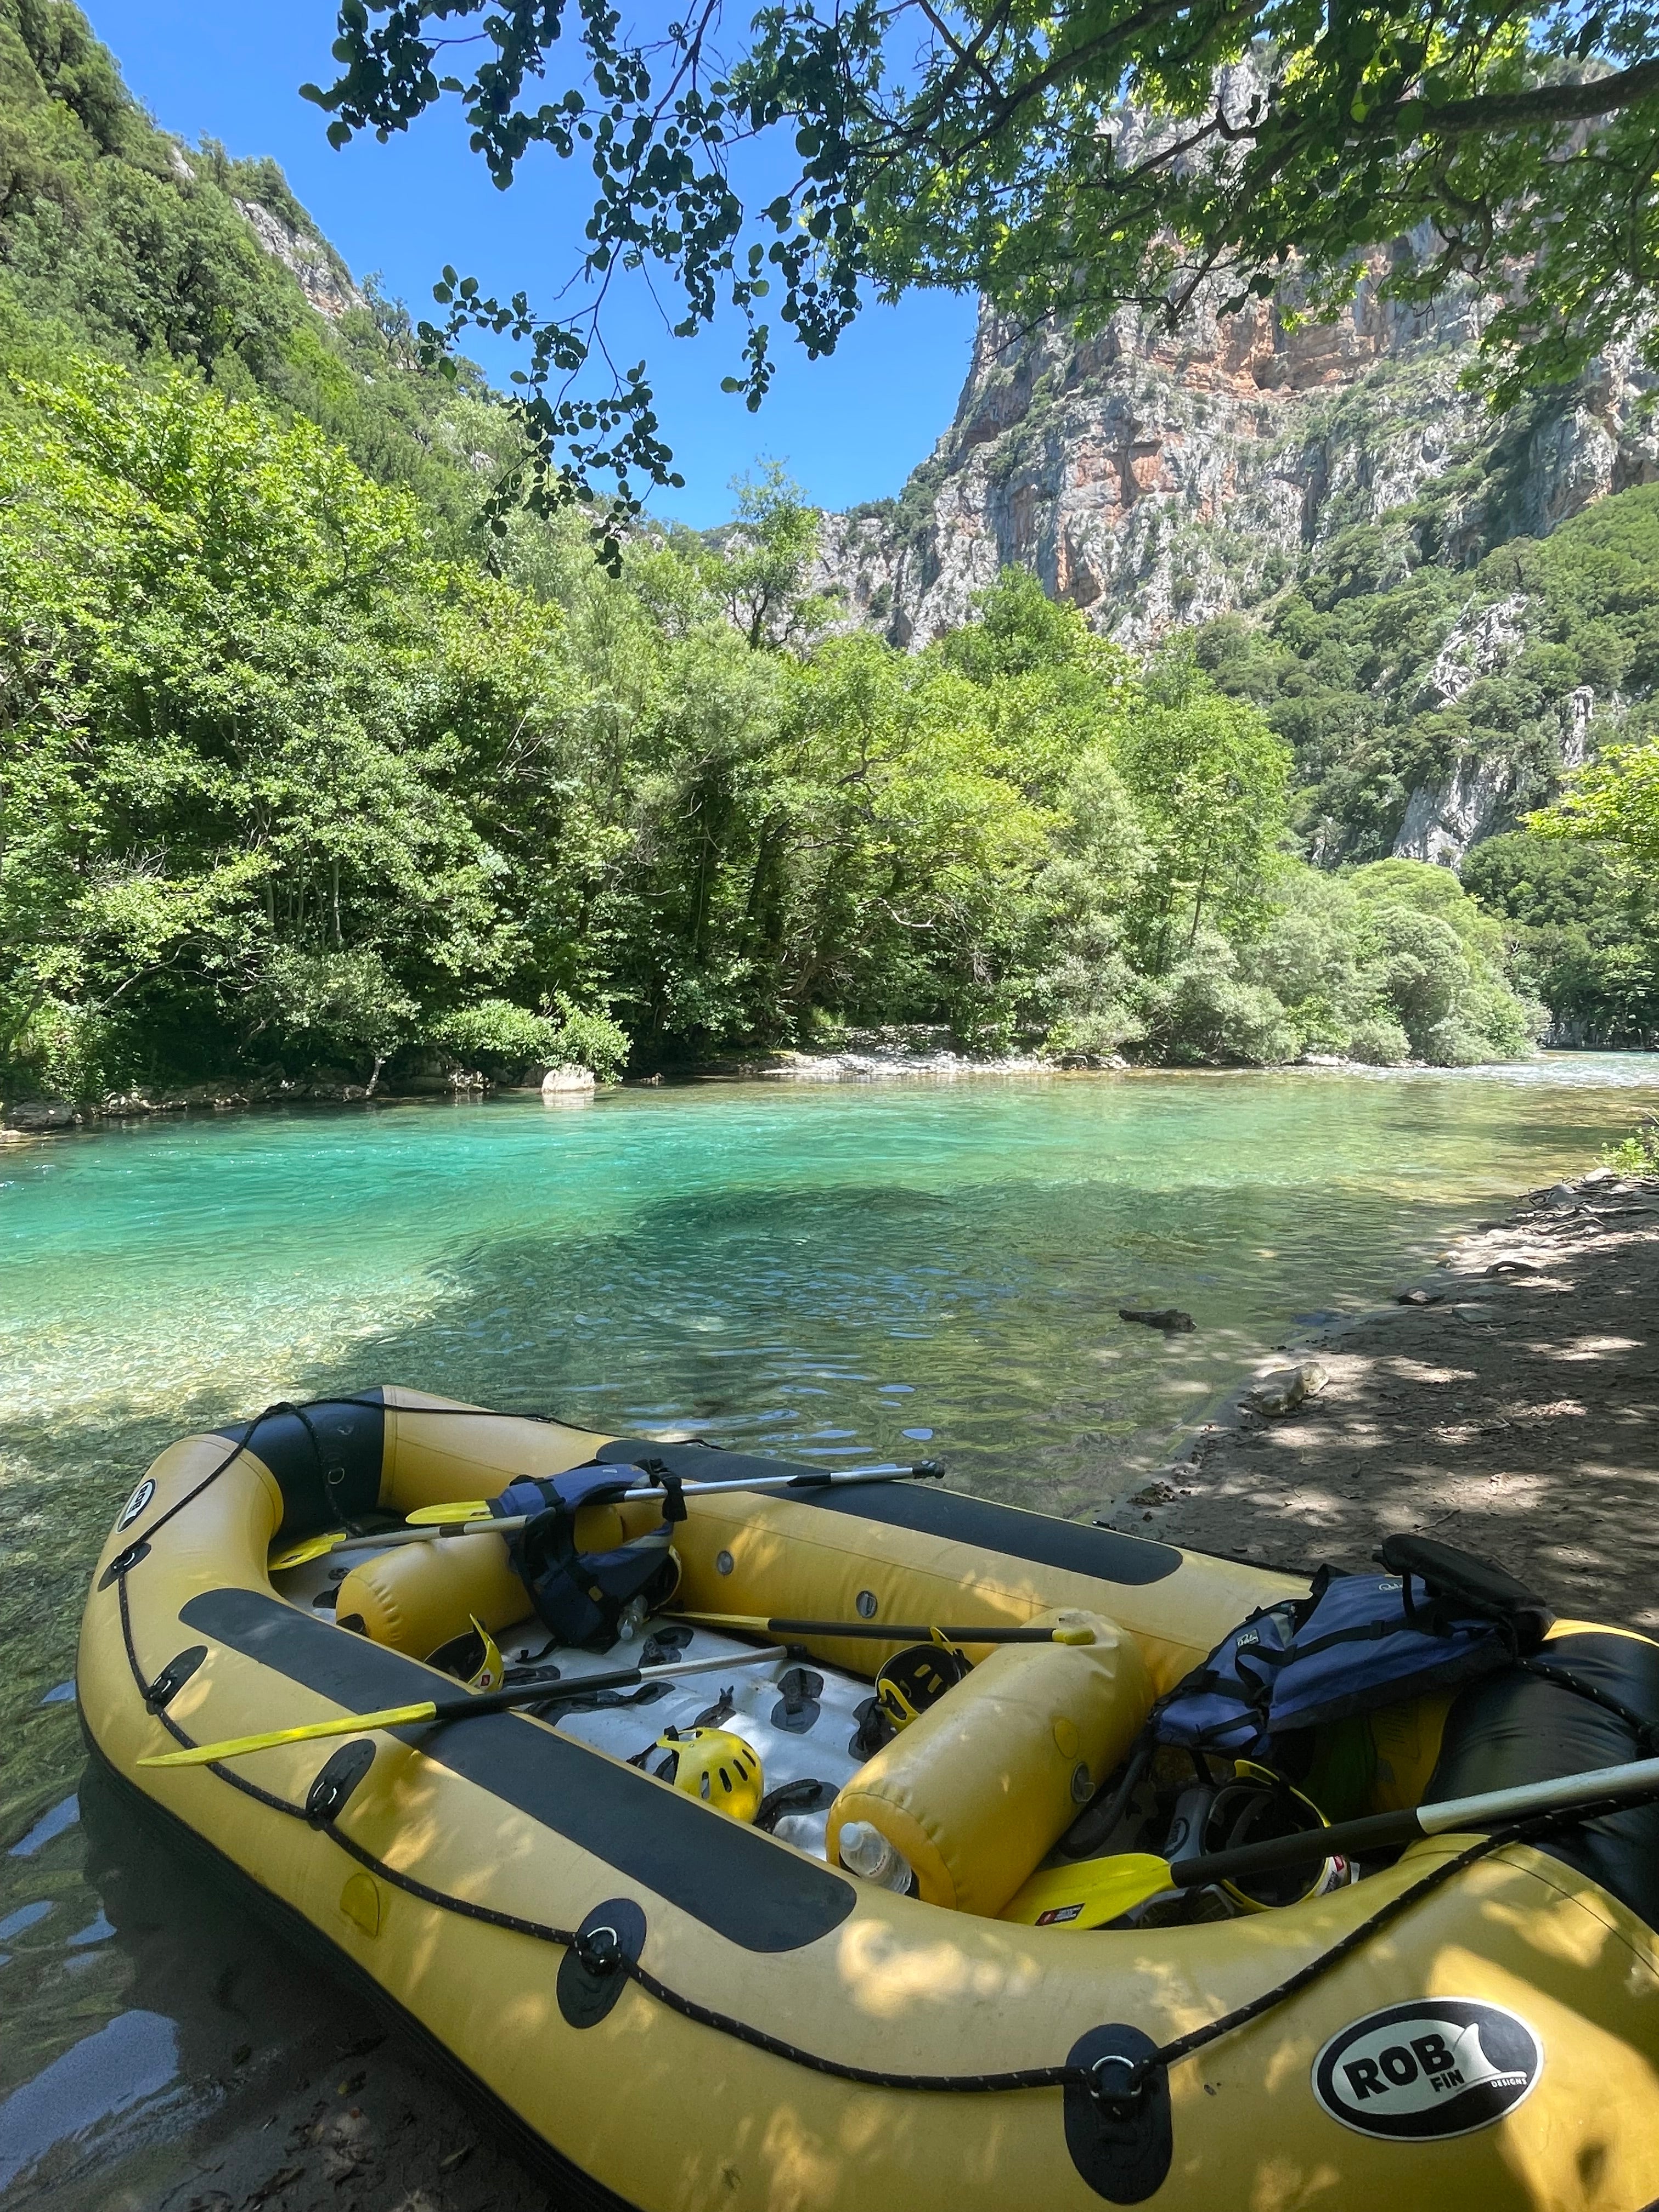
(117, 1569, 314, 1826)
(1522, 1657, 1659, 1752)
(109, 1548, 1611, 2113)
(126, 1402, 295, 1556)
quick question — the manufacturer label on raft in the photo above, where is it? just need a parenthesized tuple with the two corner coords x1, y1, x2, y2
(116, 1477, 155, 1531)
(1312, 1999, 1541, 2140)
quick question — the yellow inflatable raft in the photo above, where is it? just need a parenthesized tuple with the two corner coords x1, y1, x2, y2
(78, 1387, 1659, 2211)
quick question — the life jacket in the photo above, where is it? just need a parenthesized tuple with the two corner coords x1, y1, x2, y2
(1153, 1536, 1554, 1761)
(492, 1465, 680, 1651)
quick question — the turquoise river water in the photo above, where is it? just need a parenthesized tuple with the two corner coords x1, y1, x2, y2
(2, 1054, 1658, 2194)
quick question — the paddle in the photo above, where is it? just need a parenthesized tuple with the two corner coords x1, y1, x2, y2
(1001, 1752, 1659, 1928)
(268, 1460, 943, 1573)
(138, 1644, 788, 1768)
(674, 1610, 1099, 1646)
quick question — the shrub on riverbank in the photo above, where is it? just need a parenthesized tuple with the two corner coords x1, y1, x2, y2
(0, 354, 1551, 1104)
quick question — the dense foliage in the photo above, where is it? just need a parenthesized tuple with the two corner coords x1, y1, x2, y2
(1463, 833, 1659, 1046)
(0, 345, 1549, 1099)
(0, 0, 522, 545)
(0, 1, 1632, 1104)
(1191, 495, 1659, 1043)
(312, 0, 1659, 511)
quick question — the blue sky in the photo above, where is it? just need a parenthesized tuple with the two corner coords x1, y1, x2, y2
(84, 2, 977, 528)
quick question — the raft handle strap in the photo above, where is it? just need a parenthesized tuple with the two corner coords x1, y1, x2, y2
(1087, 2052, 1147, 2118)
(574, 1922, 626, 1977)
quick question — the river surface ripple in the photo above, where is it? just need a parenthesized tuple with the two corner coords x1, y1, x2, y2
(2, 1054, 1657, 2194)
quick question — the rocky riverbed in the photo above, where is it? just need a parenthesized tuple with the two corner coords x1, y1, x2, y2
(1113, 1165, 1659, 1630)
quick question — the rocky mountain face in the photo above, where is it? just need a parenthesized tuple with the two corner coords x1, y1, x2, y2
(820, 286, 1658, 651)
(814, 280, 1659, 859)
(232, 193, 363, 322)
(161, 144, 365, 324)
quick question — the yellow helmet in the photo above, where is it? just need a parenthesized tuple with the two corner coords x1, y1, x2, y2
(655, 1727, 764, 1821)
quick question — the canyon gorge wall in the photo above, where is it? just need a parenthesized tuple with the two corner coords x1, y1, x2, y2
(816, 280, 1659, 650)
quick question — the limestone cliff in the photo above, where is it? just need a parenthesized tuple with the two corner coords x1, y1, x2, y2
(817, 286, 1659, 654)
(233, 195, 363, 322)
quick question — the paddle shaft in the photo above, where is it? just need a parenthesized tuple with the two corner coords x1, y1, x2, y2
(1168, 1753, 1659, 1894)
(424, 1641, 789, 1721)
(679, 1612, 1085, 1645)
(313, 1463, 940, 1558)
(139, 1645, 789, 1766)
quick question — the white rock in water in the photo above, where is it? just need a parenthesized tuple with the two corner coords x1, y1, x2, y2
(542, 1064, 596, 1093)
(1245, 1362, 1329, 1417)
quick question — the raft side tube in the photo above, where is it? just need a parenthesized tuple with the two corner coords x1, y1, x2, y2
(178, 1584, 857, 1954)
(74, 1393, 1659, 2212)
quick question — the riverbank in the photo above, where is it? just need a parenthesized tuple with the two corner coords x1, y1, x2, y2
(1113, 1165, 1659, 1630)
(0, 1028, 1580, 1134)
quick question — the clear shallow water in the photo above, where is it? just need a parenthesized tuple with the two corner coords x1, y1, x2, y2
(2, 1054, 1657, 2185)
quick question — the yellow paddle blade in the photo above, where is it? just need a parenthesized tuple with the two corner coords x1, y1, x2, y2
(465, 1615, 505, 1692)
(406, 1500, 492, 1525)
(137, 1699, 439, 1768)
(1000, 1853, 1175, 1930)
(268, 1531, 343, 1572)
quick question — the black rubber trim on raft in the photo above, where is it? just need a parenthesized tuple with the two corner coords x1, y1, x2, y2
(215, 1391, 386, 1539)
(595, 1441, 1183, 1587)
(177, 1585, 856, 1955)
(1429, 1630, 1659, 1932)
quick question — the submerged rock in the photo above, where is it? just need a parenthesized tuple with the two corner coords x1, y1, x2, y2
(1119, 1306, 1196, 1333)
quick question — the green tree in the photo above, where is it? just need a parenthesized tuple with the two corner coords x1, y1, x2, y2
(1114, 667, 1292, 973)
(705, 462, 836, 651)
(1348, 860, 1547, 1060)
(0, 355, 619, 1095)
(309, 0, 1659, 509)
(1535, 741, 1659, 878)
(1464, 829, 1658, 1045)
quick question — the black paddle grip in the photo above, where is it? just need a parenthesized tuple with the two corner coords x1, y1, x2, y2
(1172, 1808, 1419, 1891)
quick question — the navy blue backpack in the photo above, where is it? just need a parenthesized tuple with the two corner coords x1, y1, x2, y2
(1153, 1535, 1554, 1761)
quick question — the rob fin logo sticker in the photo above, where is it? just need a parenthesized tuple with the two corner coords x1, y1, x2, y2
(116, 1477, 156, 1532)
(1313, 2000, 1541, 2141)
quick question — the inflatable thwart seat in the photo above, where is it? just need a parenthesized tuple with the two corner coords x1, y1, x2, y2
(79, 1385, 1659, 2212)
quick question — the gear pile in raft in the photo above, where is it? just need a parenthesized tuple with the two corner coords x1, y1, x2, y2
(78, 1386, 1659, 2211)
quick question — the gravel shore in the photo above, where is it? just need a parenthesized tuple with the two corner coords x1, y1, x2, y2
(1111, 1166, 1659, 1632)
